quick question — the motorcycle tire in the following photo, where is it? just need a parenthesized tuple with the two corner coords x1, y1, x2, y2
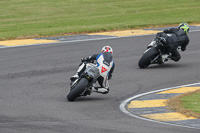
(138, 47, 159, 68)
(67, 78, 89, 101)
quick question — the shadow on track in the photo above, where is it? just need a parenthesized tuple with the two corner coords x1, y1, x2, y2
(65, 96, 110, 102)
(137, 62, 189, 69)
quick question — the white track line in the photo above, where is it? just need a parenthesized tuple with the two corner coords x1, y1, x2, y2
(119, 82, 200, 129)
(1, 30, 200, 49)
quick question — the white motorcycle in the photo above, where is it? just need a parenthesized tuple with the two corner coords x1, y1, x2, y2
(67, 62, 100, 101)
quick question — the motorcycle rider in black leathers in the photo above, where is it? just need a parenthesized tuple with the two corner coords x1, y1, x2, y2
(148, 23, 190, 62)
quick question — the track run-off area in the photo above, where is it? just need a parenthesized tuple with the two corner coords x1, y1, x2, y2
(0, 27, 200, 133)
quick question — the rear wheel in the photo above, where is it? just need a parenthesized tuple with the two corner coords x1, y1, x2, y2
(67, 78, 89, 101)
(138, 47, 159, 68)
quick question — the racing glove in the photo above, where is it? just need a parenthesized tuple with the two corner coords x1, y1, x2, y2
(163, 29, 169, 33)
(181, 47, 186, 51)
(81, 57, 89, 62)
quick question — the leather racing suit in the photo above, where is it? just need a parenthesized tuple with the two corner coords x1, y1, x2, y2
(156, 28, 190, 61)
(71, 52, 115, 94)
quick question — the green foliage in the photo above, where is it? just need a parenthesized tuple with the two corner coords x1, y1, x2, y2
(0, 0, 200, 39)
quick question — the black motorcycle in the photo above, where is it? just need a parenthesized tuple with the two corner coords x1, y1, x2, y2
(67, 62, 100, 101)
(138, 37, 171, 69)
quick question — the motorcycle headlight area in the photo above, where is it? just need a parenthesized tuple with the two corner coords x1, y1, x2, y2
(87, 66, 100, 79)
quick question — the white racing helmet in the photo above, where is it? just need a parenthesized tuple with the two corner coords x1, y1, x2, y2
(101, 46, 113, 55)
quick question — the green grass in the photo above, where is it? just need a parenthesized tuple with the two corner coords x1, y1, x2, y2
(167, 90, 200, 118)
(0, 0, 200, 40)
(180, 91, 200, 114)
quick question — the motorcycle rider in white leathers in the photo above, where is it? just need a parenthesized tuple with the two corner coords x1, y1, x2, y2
(70, 46, 115, 94)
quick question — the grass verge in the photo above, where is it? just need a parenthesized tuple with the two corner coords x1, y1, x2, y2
(0, 0, 200, 40)
(167, 89, 200, 118)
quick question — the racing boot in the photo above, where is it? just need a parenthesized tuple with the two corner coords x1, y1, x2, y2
(92, 87, 109, 94)
(161, 54, 169, 62)
(70, 63, 86, 83)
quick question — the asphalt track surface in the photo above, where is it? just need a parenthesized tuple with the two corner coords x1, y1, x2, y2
(0, 32, 200, 133)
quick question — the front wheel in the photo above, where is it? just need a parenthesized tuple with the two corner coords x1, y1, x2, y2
(67, 78, 89, 101)
(138, 47, 159, 68)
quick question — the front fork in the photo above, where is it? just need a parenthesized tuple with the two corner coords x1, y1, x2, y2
(70, 78, 80, 90)
(80, 81, 96, 96)
(150, 48, 162, 64)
